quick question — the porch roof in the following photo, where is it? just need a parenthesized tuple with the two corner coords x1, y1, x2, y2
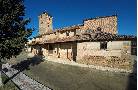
(40, 31, 136, 44)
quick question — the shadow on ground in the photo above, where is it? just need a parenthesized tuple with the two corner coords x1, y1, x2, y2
(126, 60, 137, 90)
(2, 54, 137, 90)
(2, 55, 45, 85)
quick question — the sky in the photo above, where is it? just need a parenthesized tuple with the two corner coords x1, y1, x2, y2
(24, 0, 137, 38)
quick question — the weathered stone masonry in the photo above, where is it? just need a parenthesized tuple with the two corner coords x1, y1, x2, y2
(27, 12, 137, 70)
(77, 41, 135, 70)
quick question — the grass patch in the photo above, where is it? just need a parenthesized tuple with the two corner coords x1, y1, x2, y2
(0, 73, 19, 90)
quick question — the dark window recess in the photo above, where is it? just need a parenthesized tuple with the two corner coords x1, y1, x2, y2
(97, 27, 101, 31)
(66, 32, 69, 36)
(54, 32, 56, 35)
(100, 42, 107, 49)
(131, 48, 137, 55)
(131, 41, 137, 55)
(49, 45, 53, 50)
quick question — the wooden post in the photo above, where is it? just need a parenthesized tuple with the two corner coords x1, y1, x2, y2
(48, 44, 49, 56)
(71, 43, 73, 61)
(58, 44, 60, 58)
(67, 49, 68, 59)
(57, 44, 59, 57)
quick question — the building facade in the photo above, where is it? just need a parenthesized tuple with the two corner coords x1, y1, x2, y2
(28, 12, 137, 70)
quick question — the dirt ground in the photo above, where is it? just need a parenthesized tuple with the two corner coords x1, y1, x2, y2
(8, 52, 136, 90)
(23, 61, 136, 90)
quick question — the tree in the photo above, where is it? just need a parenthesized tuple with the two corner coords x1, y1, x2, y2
(0, 0, 32, 86)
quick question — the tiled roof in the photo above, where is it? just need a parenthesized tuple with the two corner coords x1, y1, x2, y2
(77, 32, 136, 42)
(39, 31, 136, 44)
(28, 29, 136, 45)
(37, 25, 82, 37)
(41, 36, 76, 44)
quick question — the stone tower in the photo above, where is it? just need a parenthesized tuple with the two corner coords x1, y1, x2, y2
(38, 12, 53, 35)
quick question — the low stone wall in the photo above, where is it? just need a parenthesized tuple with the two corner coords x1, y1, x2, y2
(77, 55, 132, 70)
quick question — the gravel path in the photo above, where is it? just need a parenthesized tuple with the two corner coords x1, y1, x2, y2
(2, 63, 51, 90)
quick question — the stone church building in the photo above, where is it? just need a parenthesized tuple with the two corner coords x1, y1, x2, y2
(28, 12, 137, 70)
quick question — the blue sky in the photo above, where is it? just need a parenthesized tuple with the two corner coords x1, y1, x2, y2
(24, 0, 136, 38)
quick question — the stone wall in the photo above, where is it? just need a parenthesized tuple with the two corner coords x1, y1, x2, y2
(29, 40, 136, 70)
(68, 30, 76, 37)
(59, 43, 72, 60)
(41, 30, 76, 41)
(108, 41, 123, 50)
(35, 38, 42, 43)
(45, 33, 57, 40)
(83, 16, 117, 34)
(76, 41, 124, 60)
(41, 42, 77, 61)
(76, 41, 135, 70)
(38, 15, 117, 42)
(41, 44, 48, 56)
(39, 12, 53, 35)
(59, 32, 67, 39)
(58, 30, 75, 39)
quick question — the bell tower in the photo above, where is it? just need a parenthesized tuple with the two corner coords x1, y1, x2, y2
(38, 12, 53, 35)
